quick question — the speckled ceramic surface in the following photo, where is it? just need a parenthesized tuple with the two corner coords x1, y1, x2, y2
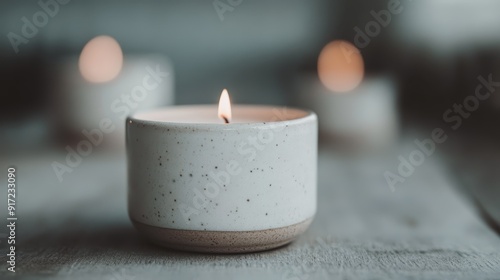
(126, 105, 317, 252)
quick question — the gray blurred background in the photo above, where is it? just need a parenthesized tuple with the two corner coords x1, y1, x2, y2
(1, 0, 500, 151)
(1, 1, 500, 278)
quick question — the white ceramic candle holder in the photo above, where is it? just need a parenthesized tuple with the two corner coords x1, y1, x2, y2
(127, 105, 317, 253)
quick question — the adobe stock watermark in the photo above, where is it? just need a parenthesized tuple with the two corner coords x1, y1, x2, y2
(178, 107, 292, 224)
(7, 0, 71, 54)
(51, 65, 169, 182)
(213, 0, 243, 21)
(385, 74, 500, 192)
(339, 0, 412, 63)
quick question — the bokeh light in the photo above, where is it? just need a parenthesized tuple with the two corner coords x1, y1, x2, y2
(317, 40, 364, 93)
(78, 35, 123, 83)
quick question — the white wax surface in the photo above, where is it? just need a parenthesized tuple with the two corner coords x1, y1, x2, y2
(131, 105, 309, 124)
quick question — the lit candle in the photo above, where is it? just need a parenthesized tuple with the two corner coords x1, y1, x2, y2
(127, 90, 318, 253)
(51, 35, 174, 147)
(294, 40, 398, 151)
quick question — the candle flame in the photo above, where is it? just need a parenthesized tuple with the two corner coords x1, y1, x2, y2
(218, 89, 232, 123)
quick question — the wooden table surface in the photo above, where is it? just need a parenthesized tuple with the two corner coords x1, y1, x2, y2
(1, 138, 500, 279)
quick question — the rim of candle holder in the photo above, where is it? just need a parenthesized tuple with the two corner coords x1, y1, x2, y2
(127, 104, 317, 131)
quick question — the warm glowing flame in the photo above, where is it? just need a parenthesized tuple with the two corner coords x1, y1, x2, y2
(218, 89, 232, 123)
(79, 35, 123, 83)
(318, 40, 364, 93)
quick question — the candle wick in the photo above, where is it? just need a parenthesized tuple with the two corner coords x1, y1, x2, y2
(222, 116, 230, 124)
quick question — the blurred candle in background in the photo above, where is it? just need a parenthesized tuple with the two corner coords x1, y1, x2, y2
(50, 35, 174, 149)
(294, 40, 398, 151)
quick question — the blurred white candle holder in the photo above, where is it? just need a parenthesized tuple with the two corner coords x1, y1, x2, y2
(51, 54, 174, 149)
(294, 74, 399, 151)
